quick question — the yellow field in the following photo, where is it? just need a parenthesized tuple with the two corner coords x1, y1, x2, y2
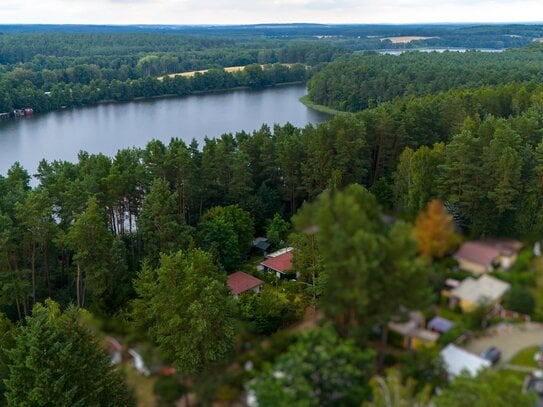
(157, 63, 295, 80)
(381, 36, 438, 44)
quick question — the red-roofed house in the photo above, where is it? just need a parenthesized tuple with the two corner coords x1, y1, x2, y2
(453, 239, 522, 274)
(227, 271, 264, 299)
(260, 250, 294, 279)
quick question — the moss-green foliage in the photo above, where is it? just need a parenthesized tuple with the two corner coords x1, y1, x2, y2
(434, 369, 536, 407)
(504, 286, 536, 315)
(153, 376, 186, 407)
(250, 325, 375, 406)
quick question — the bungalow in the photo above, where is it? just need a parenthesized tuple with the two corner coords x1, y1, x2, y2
(454, 239, 522, 274)
(448, 274, 511, 313)
(260, 248, 294, 279)
(227, 271, 264, 299)
(440, 344, 491, 379)
(388, 310, 439, 350)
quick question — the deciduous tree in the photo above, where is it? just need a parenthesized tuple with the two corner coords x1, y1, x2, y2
(132, 249, 236, 374)
(413, 199, 459, 259)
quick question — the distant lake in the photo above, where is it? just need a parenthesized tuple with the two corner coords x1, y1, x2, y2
(0, 84, 329, 178)
(377, 48, 505, 55)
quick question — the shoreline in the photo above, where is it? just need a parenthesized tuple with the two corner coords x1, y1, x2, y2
(298, 95, 348, 116)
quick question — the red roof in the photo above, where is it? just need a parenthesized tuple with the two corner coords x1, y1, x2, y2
(260, 251, 293, 273)
(227, 271, 264, 296)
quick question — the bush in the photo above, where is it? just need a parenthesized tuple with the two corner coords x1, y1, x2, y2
(504, 286, 535, 315)
(153, 376, 186, 407)
(437, 323, 466, 346)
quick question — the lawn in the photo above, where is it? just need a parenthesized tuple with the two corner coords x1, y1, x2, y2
(509, 346, 540, 368)
(123, 364, 157, 407)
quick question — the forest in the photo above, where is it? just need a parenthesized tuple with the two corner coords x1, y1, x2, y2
(307, 44, 543, 111)
(2, 26, 543, 406)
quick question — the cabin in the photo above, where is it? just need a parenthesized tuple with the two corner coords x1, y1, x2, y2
(13, 108, 33, 117)
(260, 248, 294, 279)
(454, 239, 522, 274)
(448, 274, 511, 313)
(227, 271, 264, 299)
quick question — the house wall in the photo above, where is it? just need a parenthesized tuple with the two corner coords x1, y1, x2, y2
(459, 299, 477, 313)
(412, 337, 436, 350)
(498, 254, 517, 270)
(457, 259, 490, 275)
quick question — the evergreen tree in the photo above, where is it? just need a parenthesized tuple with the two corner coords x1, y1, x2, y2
(4, 300, 135, 406)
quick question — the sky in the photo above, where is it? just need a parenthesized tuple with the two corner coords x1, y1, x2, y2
(1, 0, 542, 25)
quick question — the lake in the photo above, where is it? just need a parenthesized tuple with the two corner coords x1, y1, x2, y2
(377, 48, 505, 56)
(0, 84, 329, 178)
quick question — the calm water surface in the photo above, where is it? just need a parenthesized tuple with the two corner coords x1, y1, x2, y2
(0, 85, 328, 177)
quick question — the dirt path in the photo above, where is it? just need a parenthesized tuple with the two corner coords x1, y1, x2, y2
(464, 322, 543, 367)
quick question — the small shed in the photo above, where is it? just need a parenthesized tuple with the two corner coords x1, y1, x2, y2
(253, 237, 271, 255)
(428, 316, 455, 334)
(388, 310, 439, 350)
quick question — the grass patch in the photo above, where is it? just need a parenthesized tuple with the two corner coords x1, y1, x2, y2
(510, 346, 540, 368)
(497, 369, 529, 384)
(123, 364, 157, 407)
(435, 306, 465, 324)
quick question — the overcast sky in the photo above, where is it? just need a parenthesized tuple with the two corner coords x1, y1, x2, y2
(1, 0, 542, 25)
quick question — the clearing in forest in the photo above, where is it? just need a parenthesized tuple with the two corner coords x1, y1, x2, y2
(157, 64, 295, 80)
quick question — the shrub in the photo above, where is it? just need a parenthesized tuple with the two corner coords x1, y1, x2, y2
(504, 286, 535, 315)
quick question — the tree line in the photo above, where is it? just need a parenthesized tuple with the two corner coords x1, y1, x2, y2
(0, 31, 346, 113)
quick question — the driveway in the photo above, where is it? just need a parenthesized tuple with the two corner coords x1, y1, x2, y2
(463, 322, 543, 367)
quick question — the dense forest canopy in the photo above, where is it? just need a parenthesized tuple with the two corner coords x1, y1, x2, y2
(307, 44, 543, 111)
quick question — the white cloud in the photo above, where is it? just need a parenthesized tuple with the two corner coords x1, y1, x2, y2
(0, 0, 542, 24)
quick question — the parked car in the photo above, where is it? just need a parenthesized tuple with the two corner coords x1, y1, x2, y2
(480, 346, 501, 365)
